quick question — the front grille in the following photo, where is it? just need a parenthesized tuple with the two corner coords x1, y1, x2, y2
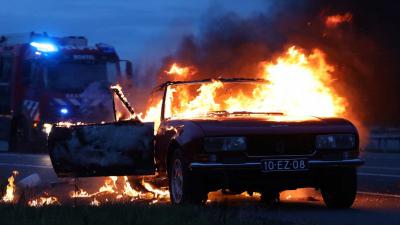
(247, 134, 315, 156)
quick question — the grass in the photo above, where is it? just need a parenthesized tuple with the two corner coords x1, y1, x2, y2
(0, 203, 296, 225)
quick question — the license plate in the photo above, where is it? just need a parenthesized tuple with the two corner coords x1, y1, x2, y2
(261, 159, 308, 172)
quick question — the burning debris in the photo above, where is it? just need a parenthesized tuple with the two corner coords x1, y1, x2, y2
(27, 194, 60, 207)
(164, 63, 197, 80)
(1, 171, 18, 203)
(90, 198, 100, 206)
(1, 171, 169, 207)
(325, 12, 353, 28)
(69, 176, 169, 206)
(1, 171, 59, 207)
(110, 84, 139, 121)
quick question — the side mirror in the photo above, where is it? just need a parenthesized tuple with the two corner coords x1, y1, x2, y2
(121, 60, 133, 78)
(125, 60, 133, 78)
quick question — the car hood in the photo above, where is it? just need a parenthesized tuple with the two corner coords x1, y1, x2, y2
(183, 115, 357, 136)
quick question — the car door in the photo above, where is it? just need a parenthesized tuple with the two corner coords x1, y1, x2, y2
(48, 86, 155, 177)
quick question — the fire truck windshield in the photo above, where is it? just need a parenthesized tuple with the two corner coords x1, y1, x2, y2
(44, 62, 117, 92)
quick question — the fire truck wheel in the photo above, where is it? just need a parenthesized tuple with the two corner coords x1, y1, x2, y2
(321, 168, 357, 209)
(168, 148, 208, 204)
(9, 117, 31, 152)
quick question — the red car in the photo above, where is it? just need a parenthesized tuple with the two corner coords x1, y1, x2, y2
(49, 78, 364, 208)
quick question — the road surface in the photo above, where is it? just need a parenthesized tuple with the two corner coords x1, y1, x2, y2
(0, 152, 399, 225)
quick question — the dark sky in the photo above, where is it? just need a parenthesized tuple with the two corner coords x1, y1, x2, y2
(0, 0, 265, 61)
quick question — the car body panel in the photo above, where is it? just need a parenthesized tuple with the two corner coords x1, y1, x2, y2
(47, 78, 363, 192)
(48, 120, 155, 177)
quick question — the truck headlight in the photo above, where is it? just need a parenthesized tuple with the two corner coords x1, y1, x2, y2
(42, 123, 53, 135)
(204, 137, 247, 152)
(316, 134, 356, 149)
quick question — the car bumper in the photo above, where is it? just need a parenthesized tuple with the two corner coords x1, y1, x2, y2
(189, 158, 364, 171)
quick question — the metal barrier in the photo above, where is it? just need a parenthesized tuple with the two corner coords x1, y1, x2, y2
(364, 128, 400, 153)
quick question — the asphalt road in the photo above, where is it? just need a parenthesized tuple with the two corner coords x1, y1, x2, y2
(0, 152, 399, 225)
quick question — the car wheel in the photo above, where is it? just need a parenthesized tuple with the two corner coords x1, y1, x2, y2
(260, 190, 280, 208)
(321, 168, 357, 208)
(168, 148, 207, 204)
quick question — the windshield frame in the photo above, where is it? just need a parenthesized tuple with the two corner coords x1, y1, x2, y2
(43, 61, 118, 92)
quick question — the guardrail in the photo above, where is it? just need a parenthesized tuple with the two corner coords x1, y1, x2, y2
(364, 128, 400, 153)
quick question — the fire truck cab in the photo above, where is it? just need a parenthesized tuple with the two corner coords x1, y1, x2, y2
(0, 32, 132, 152)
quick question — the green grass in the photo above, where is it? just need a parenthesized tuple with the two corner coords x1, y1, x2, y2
(0, 203, 295, 225)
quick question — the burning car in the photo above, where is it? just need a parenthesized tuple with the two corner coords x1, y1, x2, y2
(48, 77, 363, 208)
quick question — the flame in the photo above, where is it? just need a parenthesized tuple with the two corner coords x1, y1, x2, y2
(255, 46, 345, 116)
(325, 12, 352, 28)
(71, 189, 91, 198)
(164, 63, 196, 80)
(28, 194, 59, 207)
(140, 46, 346, 120)
(141, 179, 170, 199)
(70, 176, 169, 205)
(234, 46, 345, 117)
(138, 100, 163, 133)
(280, 188, 319, 201)
(90, 198, 100, 206)
(1, 171, 18, 203)
(122, 176, 141, 198)
(99, 176, 118, 193)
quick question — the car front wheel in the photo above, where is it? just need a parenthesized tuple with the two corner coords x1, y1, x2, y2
(321, 168, 357, 208)
(168, 148, 208, 204)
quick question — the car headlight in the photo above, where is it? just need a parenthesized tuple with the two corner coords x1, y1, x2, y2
(204, 137, 247, 152)
(316, 134, 356, 149)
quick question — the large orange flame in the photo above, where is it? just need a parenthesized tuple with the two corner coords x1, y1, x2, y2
(141, 46, 346, 123)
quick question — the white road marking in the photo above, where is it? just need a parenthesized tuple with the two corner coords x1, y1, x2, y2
(362, 166, 400, 171)
(0, 153, 49, 158)
(358, 191, 400, 198)
(358, 172, 400, 178)
(0, 163, 52, 169)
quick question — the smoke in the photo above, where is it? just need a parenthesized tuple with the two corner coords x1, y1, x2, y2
(132, 0, 400, 128)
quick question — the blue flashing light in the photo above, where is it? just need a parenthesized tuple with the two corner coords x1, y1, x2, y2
(30, 42, 58, 52)
(60, 108, 69, 115)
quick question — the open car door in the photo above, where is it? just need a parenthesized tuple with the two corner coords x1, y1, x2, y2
(48, 85, 155, 177)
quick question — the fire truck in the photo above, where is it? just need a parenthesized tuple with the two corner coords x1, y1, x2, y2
(0, 32, 132, 152)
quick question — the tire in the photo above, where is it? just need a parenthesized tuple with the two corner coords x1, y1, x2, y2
(168, 148, 208, 204)
(321, 168, 357, 209)
(260, 190, 280, 208)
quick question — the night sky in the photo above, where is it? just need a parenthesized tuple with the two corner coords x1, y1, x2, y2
(0, 0, 265, 60)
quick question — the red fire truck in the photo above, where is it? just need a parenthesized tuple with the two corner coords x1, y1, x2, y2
(0, 32, 132, 152)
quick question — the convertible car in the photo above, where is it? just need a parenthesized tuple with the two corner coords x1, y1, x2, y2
(48, 78, 364, 208)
